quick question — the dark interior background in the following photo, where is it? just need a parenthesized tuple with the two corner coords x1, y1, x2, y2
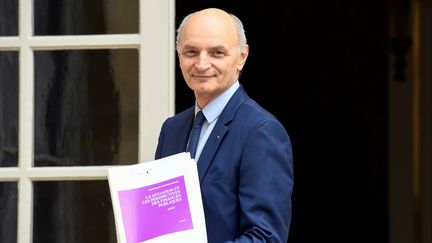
(175, 1, 389, 243)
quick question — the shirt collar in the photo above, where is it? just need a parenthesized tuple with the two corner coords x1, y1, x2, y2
(195, 81, 240, 123)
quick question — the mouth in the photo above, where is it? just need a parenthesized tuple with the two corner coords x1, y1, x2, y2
(193, 75, 213, 78)
(192, 73, 218, 80)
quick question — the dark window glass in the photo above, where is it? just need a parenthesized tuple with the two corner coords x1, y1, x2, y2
(0, 0, 18, 36)
(0, 51, 19, 167)
(33, 181, 116, 243)
(0, 182, 18, 243)
(34, 49, 139, 166)
(34, 0, 139, 35)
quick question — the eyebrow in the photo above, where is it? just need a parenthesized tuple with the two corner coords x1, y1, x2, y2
(181, 44, 196, 50)
(180, 44, 229, 52)
(210, 45, 229, 52)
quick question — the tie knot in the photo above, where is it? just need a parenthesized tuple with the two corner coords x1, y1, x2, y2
(194, 111, 205, 126)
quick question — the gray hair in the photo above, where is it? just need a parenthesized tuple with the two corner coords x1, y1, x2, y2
(176, 11, 247, 52)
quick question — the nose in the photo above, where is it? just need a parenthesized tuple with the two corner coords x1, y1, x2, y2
(194, 53, 211, 70)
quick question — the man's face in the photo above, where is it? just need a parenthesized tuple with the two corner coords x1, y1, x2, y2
(176, 10, 248, 107)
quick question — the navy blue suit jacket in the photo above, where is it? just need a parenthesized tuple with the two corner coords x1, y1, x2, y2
(155, 86, 294, 243)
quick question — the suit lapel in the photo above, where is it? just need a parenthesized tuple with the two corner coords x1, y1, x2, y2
(197, 124, 228, 183)
(179, 108, 195, 152)
(178, 121, 194, 153)
(197, 86, 249, 183)
(164, 107, 195, 156)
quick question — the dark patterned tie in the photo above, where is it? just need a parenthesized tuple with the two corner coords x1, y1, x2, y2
(187, 111, 205, 159)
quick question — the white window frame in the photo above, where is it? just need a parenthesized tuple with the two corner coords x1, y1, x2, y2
(0, 0, 175, 242)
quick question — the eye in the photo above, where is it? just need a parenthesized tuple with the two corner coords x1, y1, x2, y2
(183, 50, 198, 57)
(212, 50, 225, 57)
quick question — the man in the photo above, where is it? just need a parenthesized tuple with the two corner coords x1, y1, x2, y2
(155, 8, 294, 243)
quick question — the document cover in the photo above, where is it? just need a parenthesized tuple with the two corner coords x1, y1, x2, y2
(108, 152, 207, 243)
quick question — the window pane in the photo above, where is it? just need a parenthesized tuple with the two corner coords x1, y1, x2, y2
(33, 181, 116, 243)
(0, 51, 19, 167)
(0, 182, 18, 243)
(34, 49, 138, 166)
(0, 0, 18, 36)
(34, 0, 139, 35)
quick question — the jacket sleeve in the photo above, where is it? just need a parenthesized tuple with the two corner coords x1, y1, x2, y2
(227, 119, 294, 243)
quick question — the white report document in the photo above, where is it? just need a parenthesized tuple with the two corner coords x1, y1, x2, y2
(108, 152, 207, 243)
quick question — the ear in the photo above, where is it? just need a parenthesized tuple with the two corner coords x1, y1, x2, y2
(237, 44, 249, 71)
